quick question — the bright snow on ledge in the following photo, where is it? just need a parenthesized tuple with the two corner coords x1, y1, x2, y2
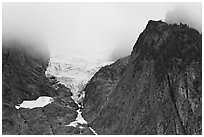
(15, 96, 54, 109)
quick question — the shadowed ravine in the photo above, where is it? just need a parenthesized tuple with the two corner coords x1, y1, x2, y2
(65, 100, 98, 135)
(45, 56, 113, 135)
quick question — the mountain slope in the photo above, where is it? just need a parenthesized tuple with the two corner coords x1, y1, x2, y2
(83, 20, 202, 135)
(2, 42, 81, 134)
(83, 56, 130, 123)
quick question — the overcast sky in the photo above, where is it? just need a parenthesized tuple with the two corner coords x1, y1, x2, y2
(2, 2, 202, 61)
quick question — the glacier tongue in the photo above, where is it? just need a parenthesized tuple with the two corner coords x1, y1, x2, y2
(46, 55, 113, 134)
(46, 55, 113, 104)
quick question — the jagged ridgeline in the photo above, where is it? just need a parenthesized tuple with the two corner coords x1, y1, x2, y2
(82, 20, 202, 135)
(2, 40, 95, 135)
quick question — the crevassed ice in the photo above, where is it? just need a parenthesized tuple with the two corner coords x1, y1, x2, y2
(46, 55, 111, 135)
(15, 96, 54, 109)
(45, 55, 113, 104)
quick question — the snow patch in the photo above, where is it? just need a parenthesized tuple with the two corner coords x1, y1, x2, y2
(15, 96, 54, 109)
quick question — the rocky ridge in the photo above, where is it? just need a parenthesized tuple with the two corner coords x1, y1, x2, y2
(82, 20, 202, 135)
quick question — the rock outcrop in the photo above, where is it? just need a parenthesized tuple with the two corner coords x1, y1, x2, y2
(82, 20, 202, 135)
(2, 41, 81, 134)
(83, 56, 130, 122)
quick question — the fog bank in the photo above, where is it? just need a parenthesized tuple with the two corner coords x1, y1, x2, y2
(3, 2, 202, 61)
(165, 5, 202, 32)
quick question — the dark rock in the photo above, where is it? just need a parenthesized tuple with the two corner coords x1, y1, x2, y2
(2, 43, 55, 105)
(82, 56, 130, 123)
(2, 42, 78, 134)
(18, 108, 53, 135)
(81, 129, 95, 135)
(83, 20, 202, 135)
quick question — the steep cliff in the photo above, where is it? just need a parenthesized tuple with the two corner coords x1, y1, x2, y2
(83, 20, 202, 135)
(2, 42, 82, 134)
(3, 41, 53, 104)
(83, 56, 130, 122)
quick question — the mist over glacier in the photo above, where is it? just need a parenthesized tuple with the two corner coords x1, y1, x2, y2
(3, 2, 201, 62)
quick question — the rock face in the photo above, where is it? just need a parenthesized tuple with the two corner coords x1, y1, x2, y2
(82, 20, 202, 135)
(83, 56, 130, 122)
(2, 42, 81, 134)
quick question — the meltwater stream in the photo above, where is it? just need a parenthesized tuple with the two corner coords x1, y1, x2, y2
(45, 55, 113, 135)
(65, 100, 97, 135)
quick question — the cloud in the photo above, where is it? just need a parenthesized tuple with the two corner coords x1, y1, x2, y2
(109, 40, 133, 61)
(3, 3, 201, 63)
(165, 5, 202, 32)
